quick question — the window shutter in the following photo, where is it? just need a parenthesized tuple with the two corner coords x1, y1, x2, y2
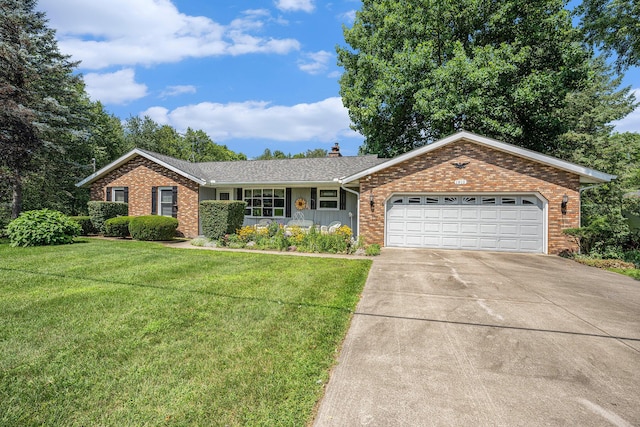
(106, 187, 112, 201)
(236, 188, 243, 201)
(171, 186, 178, 218)
(285, 188, 292, 218)
(310, 188, 317, 210)
(339, 188, 346, 210)
(123, 187, 129, 204)
(151, 187, 157, 214)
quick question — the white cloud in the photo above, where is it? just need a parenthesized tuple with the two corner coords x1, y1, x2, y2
(84, 69, 148, 104)
(612, 89, 640, 133)
(298, 50, 333, 75)
(38, 0, 300, 69)
(275, 0, 315, 13)
(160, 85, 197, 98)
(339, 10, 357, 22)
(141, 97, 359, 142)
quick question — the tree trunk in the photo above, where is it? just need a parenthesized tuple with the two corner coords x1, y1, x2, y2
(11, 175, 22, 219)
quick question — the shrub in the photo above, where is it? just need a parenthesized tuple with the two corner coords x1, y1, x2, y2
(573, 256, 636, 270)
(129, 215, 178, 241)
(69, 216, 97, 236)
(7, 209, 81, 247)
(365, 244, 381, 256)
(624, 250, 640, 267)
(200, 201, 246, 240)
(88, 201, 128, 234)
(104, 216, 133, 238)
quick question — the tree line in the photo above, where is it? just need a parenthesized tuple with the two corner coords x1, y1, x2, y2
(1, 0, 639, 254)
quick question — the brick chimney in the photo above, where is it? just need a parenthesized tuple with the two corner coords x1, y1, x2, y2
(328, 142, 342, 158)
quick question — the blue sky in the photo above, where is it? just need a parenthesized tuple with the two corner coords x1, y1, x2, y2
(37, 0, 639, 159)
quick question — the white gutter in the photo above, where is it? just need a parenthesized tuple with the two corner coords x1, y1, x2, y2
(341, 185, 360, 237)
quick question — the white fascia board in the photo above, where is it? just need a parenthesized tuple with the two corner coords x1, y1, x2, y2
(76, 149, 207, 187)
(340, 131, 615, 184)
(203, 180, 340, 187)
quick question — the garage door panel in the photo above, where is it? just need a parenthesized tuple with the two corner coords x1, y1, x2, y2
(480, 210, 499, 220)
(521, 210, 542, 221)
(442, 223, 459, 233)
(424, 223, 440, 232)
(500, 210, 519, 221)
(405, 235, 423, 246)
(387, 221, 405, 232)
(441, 237, 460, 247)
(480, 239, 499, 249)
(520, 239, 543, 251)
(480, 224, 498, 234)
(386, 194, 545, 253)
(423, 209, 441, 219)
(442, 209, 461, 219)
(405, 208, 423, 219)
(460, 238, 480, 248)
(405, 222, 423, 232)
(520, 225, 541, 236)
(460, 224, 479, 234)
(499, 224, 518, 235)
(461, 209, 479, 220)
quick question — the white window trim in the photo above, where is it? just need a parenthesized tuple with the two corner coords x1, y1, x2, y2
(243, 187, 287, 218)
(112, 187, 126, 203)
(317, 187, 339, 211)
(158, 186, 174, 217)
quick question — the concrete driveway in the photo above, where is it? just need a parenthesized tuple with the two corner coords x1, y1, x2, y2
(314, 249, 640, 426)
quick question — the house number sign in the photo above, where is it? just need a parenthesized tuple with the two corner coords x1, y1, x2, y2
(454, 179, 467, 185)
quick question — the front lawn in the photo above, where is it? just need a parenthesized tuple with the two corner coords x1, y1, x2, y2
(0, 238, 371, 426)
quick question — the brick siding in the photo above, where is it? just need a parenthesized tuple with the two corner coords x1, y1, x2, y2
(358, 140, 580, 254)
(90, 156, 200, 237)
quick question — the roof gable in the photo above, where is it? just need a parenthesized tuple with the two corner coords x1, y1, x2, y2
(75, 149, 208, 188)
(76, 149, 385, 188)
(340, 131, 616, 184)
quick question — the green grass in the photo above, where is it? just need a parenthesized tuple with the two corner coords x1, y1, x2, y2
(0, 238, 371, 426)
(609, 268, 640, 280)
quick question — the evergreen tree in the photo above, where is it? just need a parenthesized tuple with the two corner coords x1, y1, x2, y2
(0, 0, 86, 217)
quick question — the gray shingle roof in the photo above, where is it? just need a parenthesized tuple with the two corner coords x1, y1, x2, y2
(138, 149, 385, 184)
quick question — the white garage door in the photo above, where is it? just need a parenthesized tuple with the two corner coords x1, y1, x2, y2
(386, 195, 545, 253)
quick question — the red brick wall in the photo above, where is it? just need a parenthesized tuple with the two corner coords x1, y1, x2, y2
(358, 140, 580, 254)
(89, 156, 200, 237)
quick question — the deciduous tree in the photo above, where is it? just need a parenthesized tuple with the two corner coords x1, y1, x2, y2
(576, 0, 639, 71)
(338, 0, 635, 158)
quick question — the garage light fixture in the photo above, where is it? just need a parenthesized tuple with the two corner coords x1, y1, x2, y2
(561, 194, 569, 215)
(369, 191, 375, 211)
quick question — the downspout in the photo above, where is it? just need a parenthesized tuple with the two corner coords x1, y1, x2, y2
(579, 183, 608, 227)
(340, 184, 360, 237)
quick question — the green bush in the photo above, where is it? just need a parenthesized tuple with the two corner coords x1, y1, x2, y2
(129, 215, 178, 241)
(104, 216, 133, 238)
(365, 244, 381, 256)
(88, 201, 128, 234)
(7, 209, 81, 247)
(69, 216, 97, 236)
(200, 201, 246, 240)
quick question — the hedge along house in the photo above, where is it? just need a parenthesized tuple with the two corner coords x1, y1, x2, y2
(76, 144, 385, 238)
(77, 131, 614, 254)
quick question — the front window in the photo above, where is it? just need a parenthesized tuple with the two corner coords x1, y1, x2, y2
(110, 187, 127, 203)
(244, 188, 286, 217)
(159, 187, 174, 217)
(318, 188, 339, 210)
